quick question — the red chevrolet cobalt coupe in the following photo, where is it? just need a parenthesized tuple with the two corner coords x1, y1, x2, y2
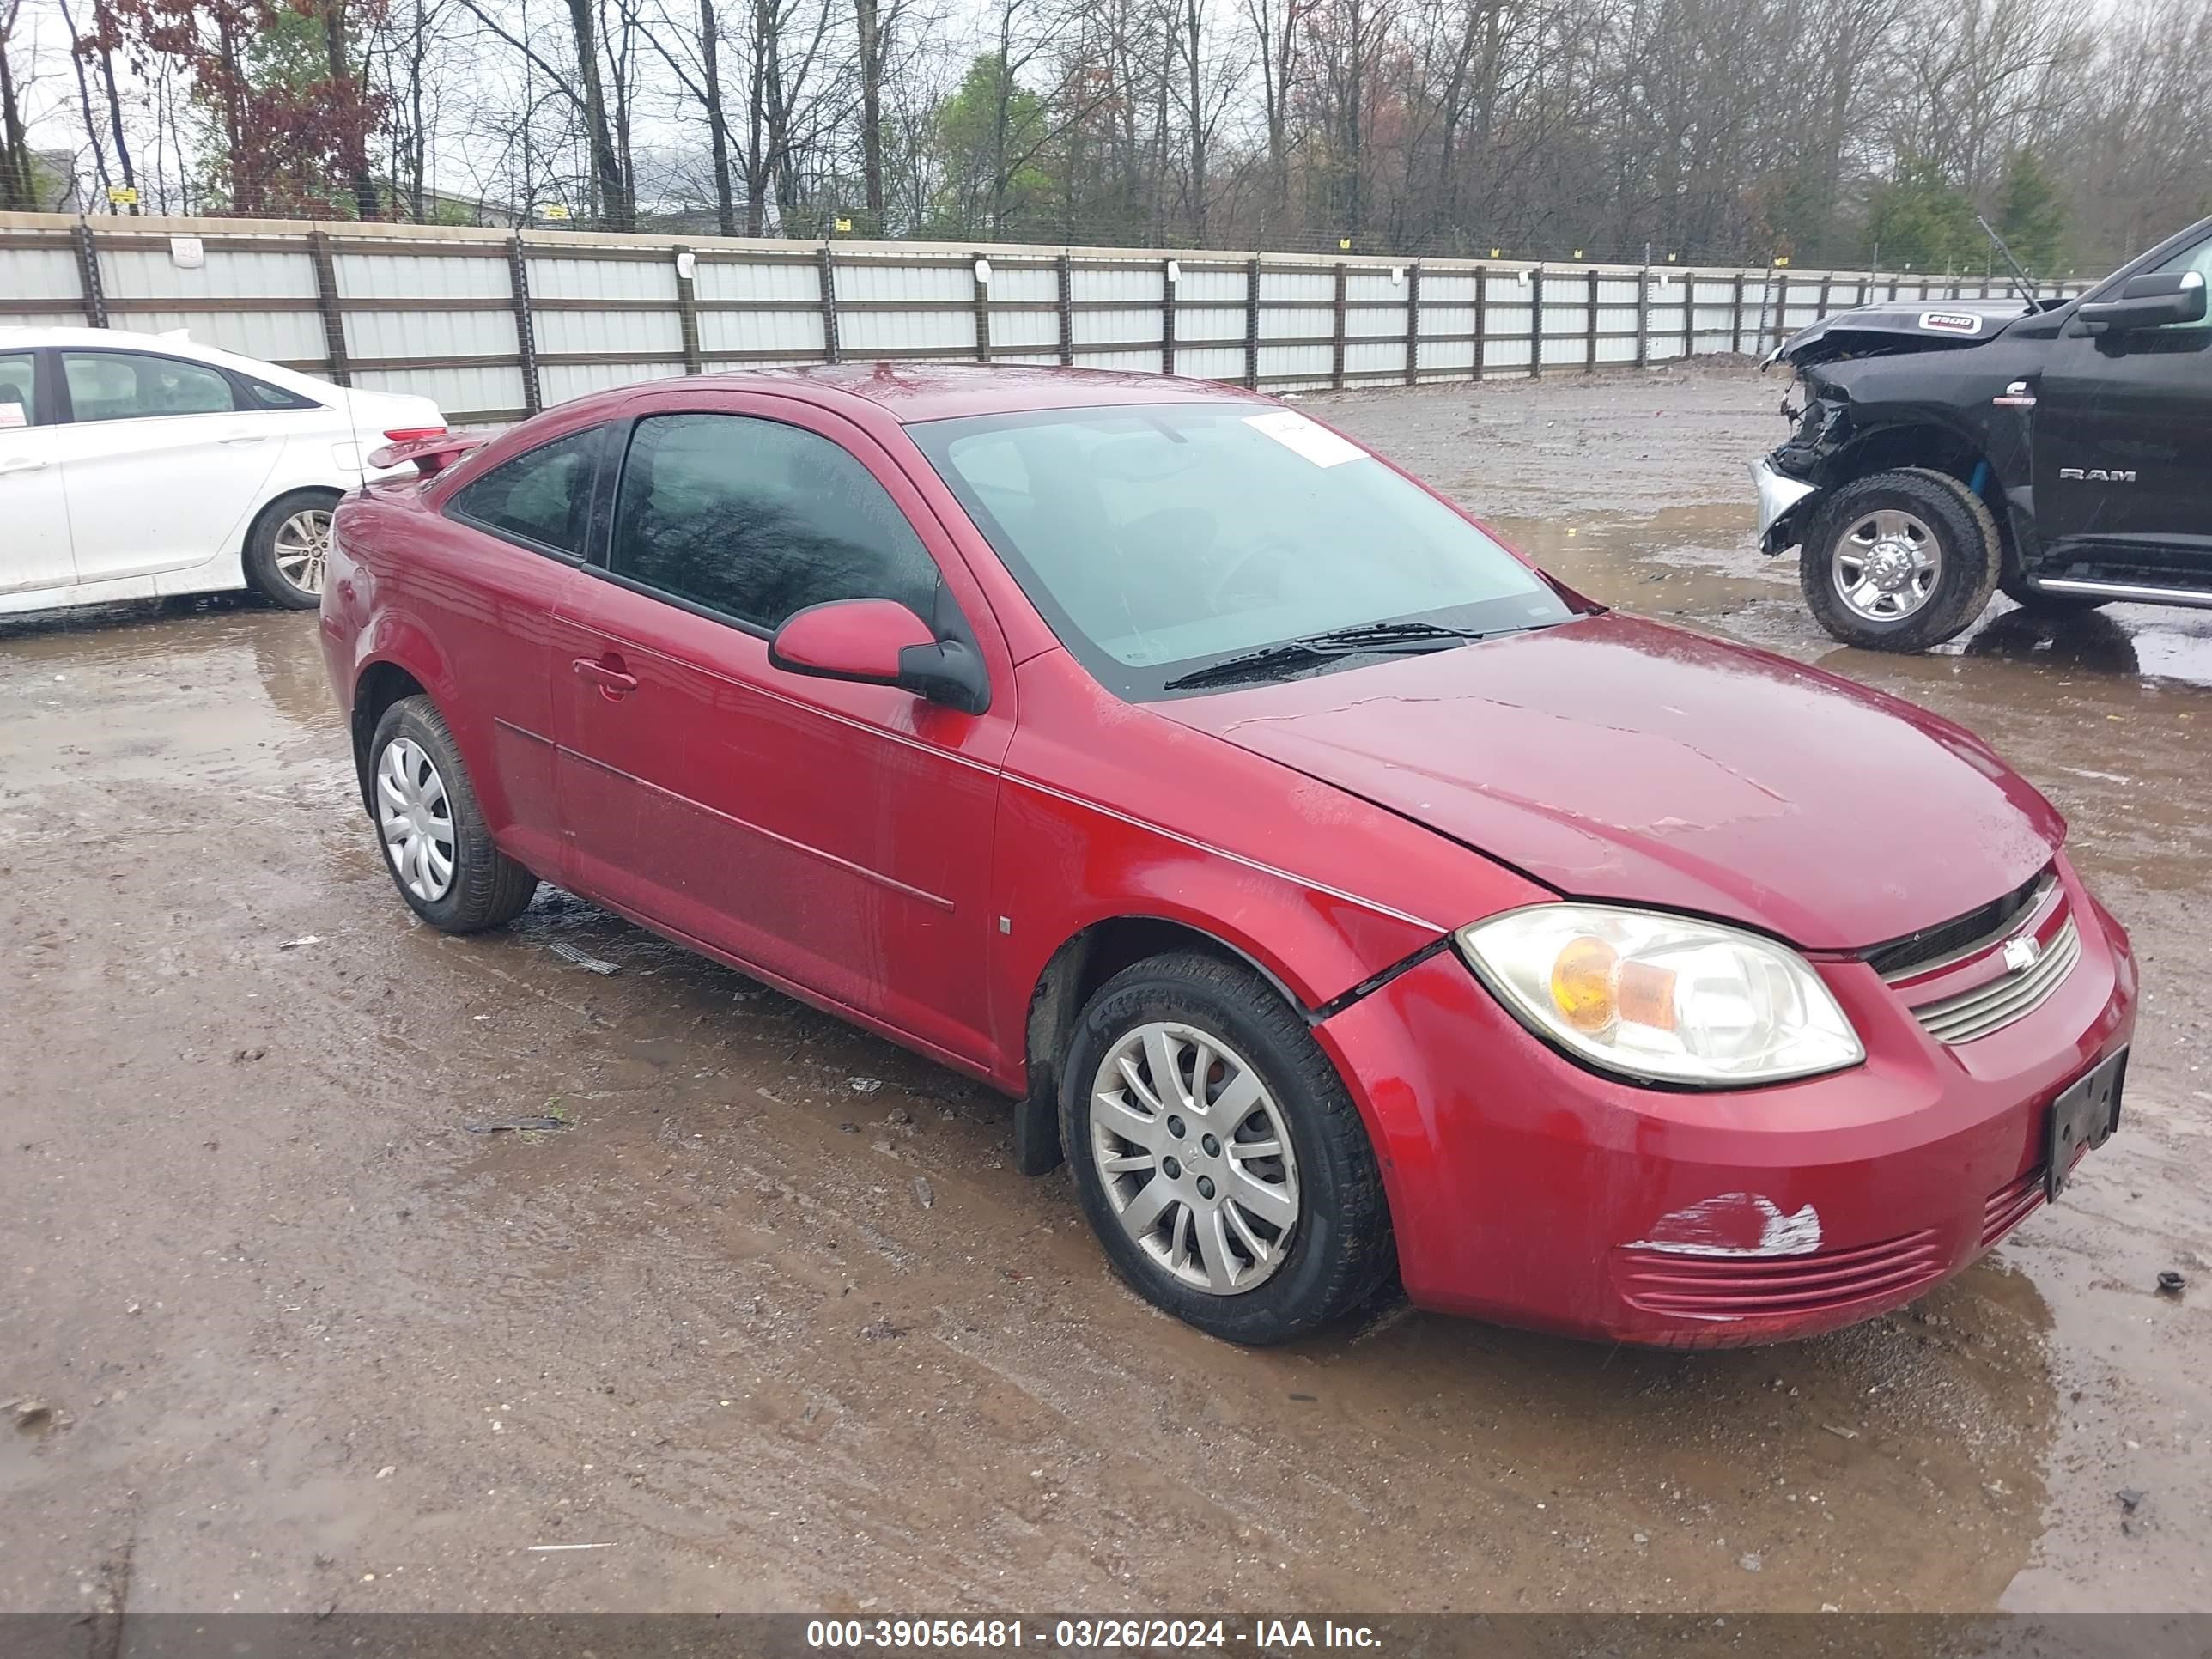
(321, 366, 2134, 1348)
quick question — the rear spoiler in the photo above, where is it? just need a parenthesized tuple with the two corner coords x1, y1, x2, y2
(366, 430, 493, 477)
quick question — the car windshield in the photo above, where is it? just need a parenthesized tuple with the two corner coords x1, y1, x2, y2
(907, 402, 1577, 698)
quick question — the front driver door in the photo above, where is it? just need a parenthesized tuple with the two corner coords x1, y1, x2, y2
(0, 350, 76, 601)
(2033, 229, 2212, 574)
(551, 398, 1014, 1069)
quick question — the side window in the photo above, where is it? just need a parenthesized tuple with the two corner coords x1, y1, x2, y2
(2152, 234, 2212, 331)
(609, 412, 939, 629)
(447, 428, 601, 556)
(0, 353, 36, 428)
(240, 374, 320, 411)
(61, 351, 236, 421)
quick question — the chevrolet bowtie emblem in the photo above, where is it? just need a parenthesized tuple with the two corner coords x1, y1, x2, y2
(2002, 934, 2042, 974)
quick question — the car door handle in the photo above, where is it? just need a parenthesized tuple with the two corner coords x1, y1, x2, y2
(0, 458, 47, 476)
(572, 655, 639, 698)
(219, 432, 269, 446)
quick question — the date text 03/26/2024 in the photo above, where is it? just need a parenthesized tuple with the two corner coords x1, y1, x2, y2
(805, 1620, 1384, 1651)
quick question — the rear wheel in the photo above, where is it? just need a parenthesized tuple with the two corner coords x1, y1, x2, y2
(245, 489, 342, 610)
(1799, 468, 1999, 652)
(1060, 952, 1394, 1345)
(367, 696, 538, 933)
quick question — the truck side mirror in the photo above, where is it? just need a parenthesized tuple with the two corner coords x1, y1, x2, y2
(2074, 270, 2207, 333)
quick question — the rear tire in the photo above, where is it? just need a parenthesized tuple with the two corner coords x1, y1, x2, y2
(1799, 468, 1999, 652)
(245, 489, 342, 611)
(1060, 952, 1394, 1345)
(367, 696, 538, 933)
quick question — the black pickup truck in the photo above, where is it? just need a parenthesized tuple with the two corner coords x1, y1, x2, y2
(1753, 215, 2212, 651)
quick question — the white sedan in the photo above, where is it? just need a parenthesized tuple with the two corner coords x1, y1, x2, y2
(0, 325, 446, 615)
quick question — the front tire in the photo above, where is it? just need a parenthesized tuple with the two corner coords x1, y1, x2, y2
(1799, 468, 1998, 652)
(1060, 953, 1394, 1345)
(367, 696, 538, 933)
(245, 489, 342, 610)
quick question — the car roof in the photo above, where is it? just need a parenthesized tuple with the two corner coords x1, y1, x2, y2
(626, 362, 1273, 425)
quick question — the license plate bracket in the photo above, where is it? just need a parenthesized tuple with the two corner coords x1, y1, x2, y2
(2045, 1048, 2125, 1201)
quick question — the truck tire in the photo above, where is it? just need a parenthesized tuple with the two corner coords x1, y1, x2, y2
(1799, 468, 2000, 652)
(1999, 577, 2111, 616)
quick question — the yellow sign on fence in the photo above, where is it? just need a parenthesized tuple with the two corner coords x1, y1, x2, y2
(834, 216, 853, 233)
(539, 204, 571, 222)
(107, 186, 138, 205)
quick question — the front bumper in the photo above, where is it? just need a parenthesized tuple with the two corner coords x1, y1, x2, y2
(1750, 457, 1820, 554)
(1313, 857, 2136, 1347)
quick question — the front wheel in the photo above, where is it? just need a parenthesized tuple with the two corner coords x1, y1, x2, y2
(245, 489, 343, 610)
(1060, 953, 1394, 1345)
(1798, 468, 1999, 652)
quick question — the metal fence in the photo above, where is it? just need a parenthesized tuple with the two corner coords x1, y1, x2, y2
(0, 212, 2090, 427)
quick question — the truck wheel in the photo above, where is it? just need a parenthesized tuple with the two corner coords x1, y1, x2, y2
(1799, 468, 1999, 652)
(2000, 578, 2111, 616)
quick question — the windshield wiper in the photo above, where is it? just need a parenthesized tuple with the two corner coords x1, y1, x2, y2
(1162, 619, 1509, 691)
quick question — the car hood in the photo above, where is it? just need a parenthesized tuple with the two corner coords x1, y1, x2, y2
(1155, 614, 2064, 951)
(1767, 298, 2035, 368)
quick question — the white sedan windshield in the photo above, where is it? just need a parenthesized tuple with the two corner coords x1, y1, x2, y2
(909, 402, 1575, 697)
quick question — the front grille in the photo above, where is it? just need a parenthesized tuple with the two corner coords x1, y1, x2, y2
(1980, 1168, 2045, 1249)
(1614, 1229, 1946, 1320)
(1866, 871, 2050, 979)
(1909, 916, 2081, 1044)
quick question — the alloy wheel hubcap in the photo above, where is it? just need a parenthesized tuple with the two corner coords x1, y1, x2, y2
(376, 738, 457, 901)
(274, 509, 333, 596)
(1834, 509, 1941, 622)
(1090, 1022, 1301, 1295)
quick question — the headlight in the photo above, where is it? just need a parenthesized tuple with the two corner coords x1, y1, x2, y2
(1455, 905, 1863, 1087)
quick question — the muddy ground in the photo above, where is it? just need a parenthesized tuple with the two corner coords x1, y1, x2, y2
(2, 362, 2206, 1620)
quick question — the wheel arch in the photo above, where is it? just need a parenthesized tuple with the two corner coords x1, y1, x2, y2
(349, 659, 431, 811)
(1826, 418, 1987, 494)
(1012, 914, 1316, 1176)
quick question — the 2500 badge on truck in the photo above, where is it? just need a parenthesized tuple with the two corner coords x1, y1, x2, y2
(1753, 215, 2212, 651)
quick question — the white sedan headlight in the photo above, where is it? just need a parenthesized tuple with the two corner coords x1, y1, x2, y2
(1455, 905, 1863, 1087)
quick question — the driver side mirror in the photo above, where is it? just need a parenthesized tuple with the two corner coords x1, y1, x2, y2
(2074, 270, 2207, 333)
(768, 598, 990, 715)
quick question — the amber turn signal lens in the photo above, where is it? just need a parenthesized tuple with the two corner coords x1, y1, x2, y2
(1549, 937, 1620, 1032)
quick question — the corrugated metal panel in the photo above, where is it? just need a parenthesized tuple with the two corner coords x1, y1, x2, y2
(1595, 335, 1638, 363)
(1, 309, 88, 328)
(0, 247, 84, 301)
(1176, 266, 1244, 302)
(1419, 304, 1476, 338)
(990, 310, 1059, 349)
(527, 256, 678, 302)
(541, 360, 686, 404)
(1258, 343, 1331, 380)
(840, 259, 969, 303)
(1260, 268, 1332, 301)
(1596, 305, 1638, 335)
(1261, 307, 1331, 341)
(1071, 348, 1160, 373)
(1073, 264, 1162, 303)
(1175, 345, 1243, 380)
(987, 264, 1056, 302)
(696, 259, 817, 302)
(994, 352, 1060, 367)
(535, 308, 683, 355)
(842, 309, 971, 352)
(1421, 341, 1475, 372)
(1347, 306, 1406, 338)
(1345, 270, 1404, 303)
(1176, 306, 1245, 343)
(100, 245, 316, 301)
(1597, 279, 1639, 305)
(698, 309, 824, 355)
(1487, 301, 1533, 339)
(1345, 340, 1406, 375)
(346, 307, 517, 361)
(353, 363, 526, 417)
(337, 252, 509, 300)
(1423, 274, 1478, 304)
(110, 310, 325, 362)
(1073, 307, 1156, 347)
(1485, 337, 1533, 369)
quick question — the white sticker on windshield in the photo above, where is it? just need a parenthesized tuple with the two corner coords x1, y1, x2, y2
(0, 403, 26, 428)
(1243, 410, 1369, 468)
